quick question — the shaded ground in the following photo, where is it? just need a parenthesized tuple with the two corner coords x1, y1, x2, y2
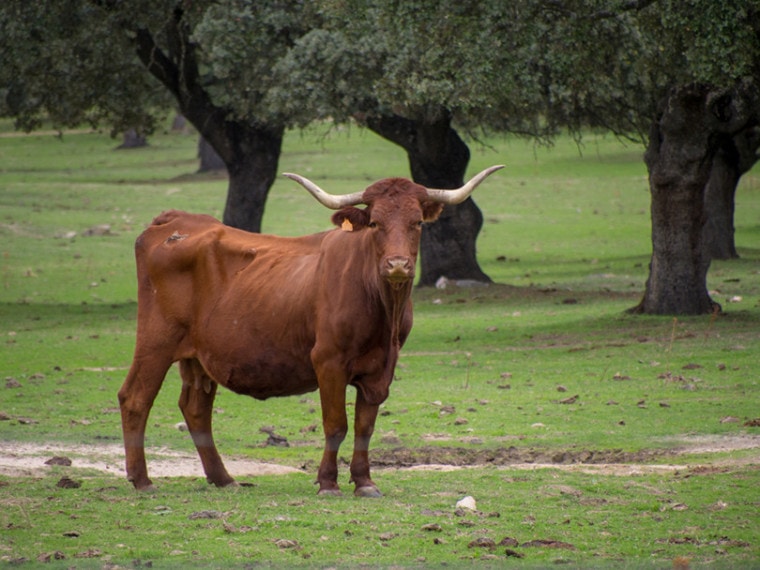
(1, 434, 757, 479)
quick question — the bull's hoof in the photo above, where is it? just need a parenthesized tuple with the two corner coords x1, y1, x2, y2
(354, 485, 382, 498)
(317, 488, 343, 497)
(135, 483, 157, 493)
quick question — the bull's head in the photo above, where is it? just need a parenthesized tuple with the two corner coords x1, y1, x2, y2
(283, 166, 503, 285)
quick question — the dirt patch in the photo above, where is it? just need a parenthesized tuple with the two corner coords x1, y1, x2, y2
(0, 435, 757, 479)
(0, 443, 300, 479)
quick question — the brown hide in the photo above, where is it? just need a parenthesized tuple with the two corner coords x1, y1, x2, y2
(119, 177, 444, 496)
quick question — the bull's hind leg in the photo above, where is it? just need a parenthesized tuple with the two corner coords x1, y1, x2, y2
(178, 359, 235, 487)
(118, 354, 174, 491)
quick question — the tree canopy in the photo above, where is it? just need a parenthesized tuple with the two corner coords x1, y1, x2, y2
(1, 0, 759, 310)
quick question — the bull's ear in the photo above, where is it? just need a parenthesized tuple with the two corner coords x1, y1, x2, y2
(332, 207, 370, 231)
(421, 201, 444, 223)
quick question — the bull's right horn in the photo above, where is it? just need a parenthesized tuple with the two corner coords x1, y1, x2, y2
(283, 173, 366, 209)
(424, 165, 504, 205)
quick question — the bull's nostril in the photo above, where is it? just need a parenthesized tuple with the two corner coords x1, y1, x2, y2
(384, 257, 413, 280)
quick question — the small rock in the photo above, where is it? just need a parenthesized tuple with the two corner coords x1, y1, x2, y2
(5, 378, 21, 389)
(174, 422, 188, 431)
(421, 523, 442, 532)
(454, 417, 468, 426)
(274, 539, 300, 549)
(456, 496, 477, 511)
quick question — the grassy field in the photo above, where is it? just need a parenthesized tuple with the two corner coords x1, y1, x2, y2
(0, 122, 758, 568)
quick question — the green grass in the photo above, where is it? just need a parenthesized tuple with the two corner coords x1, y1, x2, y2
(1, 122, 759, 567)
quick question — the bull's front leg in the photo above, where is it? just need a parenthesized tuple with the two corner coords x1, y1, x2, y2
(350, 389, 382, 497)
(315, 359, 348, 496)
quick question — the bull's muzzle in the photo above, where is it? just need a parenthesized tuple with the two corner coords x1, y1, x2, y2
(382, 256, 414, 283)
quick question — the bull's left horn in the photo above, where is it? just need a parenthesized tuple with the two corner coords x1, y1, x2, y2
(283, 173, 366, 209)
(425, 165, 504, 205)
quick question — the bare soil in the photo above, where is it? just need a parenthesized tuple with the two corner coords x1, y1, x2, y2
(1, 434, 757, 479)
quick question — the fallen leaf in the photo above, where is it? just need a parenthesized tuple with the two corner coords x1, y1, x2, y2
(189, 510, 223, 520)
(421, 523, 442, 532)
(558, 394, 579, 404)
(521, 539, 575, 549)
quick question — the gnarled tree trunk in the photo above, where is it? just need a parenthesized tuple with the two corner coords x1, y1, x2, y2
(132, 15, 284, 233)
(631, 81, 758, 315)
(365, 112, 491, 286)
(217, 124, 284, 233)
(702, 126, 760, 260)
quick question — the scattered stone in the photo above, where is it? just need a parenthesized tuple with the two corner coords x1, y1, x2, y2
(499, 537, 520, 547)
(5, 378, 21, 389)
(454, 417, 469, 426)
(174, 422, 188, 432)
(456, 496, 477, 511)
(744, 418, 760, 427)
(274, 539, 300, 549)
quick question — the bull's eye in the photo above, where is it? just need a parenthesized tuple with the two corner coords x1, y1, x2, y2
(368, 221, 378, 229)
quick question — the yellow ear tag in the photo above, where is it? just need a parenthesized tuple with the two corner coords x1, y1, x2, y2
(341, 218, 354, 232)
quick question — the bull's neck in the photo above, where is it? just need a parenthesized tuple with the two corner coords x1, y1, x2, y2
(379, 279, 412, 345)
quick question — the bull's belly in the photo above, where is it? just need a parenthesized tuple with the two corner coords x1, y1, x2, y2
(199, 350, 318, 400)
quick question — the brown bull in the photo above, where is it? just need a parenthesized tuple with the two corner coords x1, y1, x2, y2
(118, 166, 502, 496)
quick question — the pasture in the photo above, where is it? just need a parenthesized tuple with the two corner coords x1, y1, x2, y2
(1, 121, 759, 568)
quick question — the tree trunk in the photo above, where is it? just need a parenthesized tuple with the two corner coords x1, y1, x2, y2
(131, 16, 284, 233)
(217, 123, 284, 233)
(117, 128, 147, 149)
(631, 82, 757, 315)
(702, 141, 740, 260)
(365, 113, 491, 286)
(197, 136, 227, 173)
(703, 126, 760, 260)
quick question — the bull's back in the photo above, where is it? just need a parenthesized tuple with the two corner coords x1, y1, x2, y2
(133, 210, 327, 397)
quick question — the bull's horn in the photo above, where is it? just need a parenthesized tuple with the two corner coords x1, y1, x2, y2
(425, 165, 504, 205)
(283, 173, 366, 209)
